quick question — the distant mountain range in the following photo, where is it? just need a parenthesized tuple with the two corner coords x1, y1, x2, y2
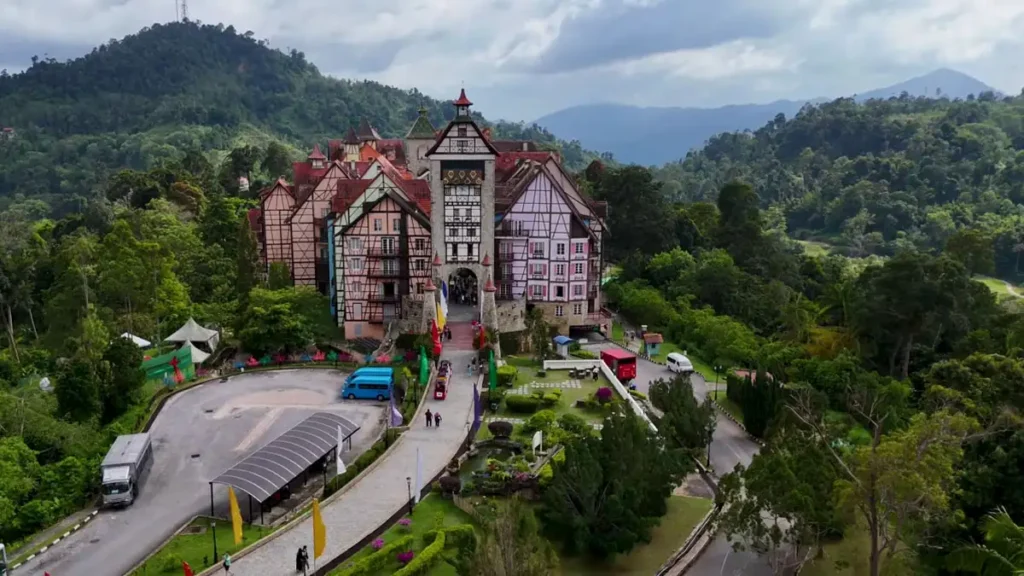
(535, 68, 999, 166)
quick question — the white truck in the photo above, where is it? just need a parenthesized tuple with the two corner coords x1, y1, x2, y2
(101, 433, 153, 508)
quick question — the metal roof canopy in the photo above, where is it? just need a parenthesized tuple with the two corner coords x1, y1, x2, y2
(211, 412, 360, 502)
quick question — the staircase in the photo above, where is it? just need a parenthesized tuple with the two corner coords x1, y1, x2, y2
(448, 322, 476, 351)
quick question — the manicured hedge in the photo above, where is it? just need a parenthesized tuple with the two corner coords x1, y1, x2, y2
(337, 535, 415, 576)
(393, 530, 446, 576)
(424, 524, 476, 555)
(628, 389, 647, 400)
(571, 349, 598, 359)
(496, 364, 518, 386)
(504, 395, 541, 414)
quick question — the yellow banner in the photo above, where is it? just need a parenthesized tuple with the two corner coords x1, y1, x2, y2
(228, 487, 243, 545)
(436, 301, 446, 331)
(312, 498, 327, 559)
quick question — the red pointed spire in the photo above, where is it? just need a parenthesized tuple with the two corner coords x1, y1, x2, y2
(481, 253, 491, 266)
(424, 277, 436, 291)
(432, 253, 442, 267)
(454, 89, 473, 107)
(308, 143, 326, 160)
(484, 275, 497, 292)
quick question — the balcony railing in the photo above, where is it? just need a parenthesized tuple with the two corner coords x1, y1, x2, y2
(366, 268, 405, 279)
(367, 294, 401, 303)
(366, 247, 406, 258)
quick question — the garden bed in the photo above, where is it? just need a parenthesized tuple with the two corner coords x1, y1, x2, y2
(328, 494, 474, 576)
(128, 517, 275, 575)
(490, 357, 616, 425)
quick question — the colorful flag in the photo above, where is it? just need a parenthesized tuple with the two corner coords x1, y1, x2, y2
(389, 391, 404, 427)
(472, 386, 482, 432)
(440, 281, 449, 319)
(488, 349, 497, 392)
(431, 320, 442, 357)
(336, 426, 346, 474)
(436, 301, 446, 331)
(419, 347, 429, 385)
(182, 561, 194, 576)
(228, 487, 243, 545)
(312, 498, 327, 559)
(414, 446, 423, 504)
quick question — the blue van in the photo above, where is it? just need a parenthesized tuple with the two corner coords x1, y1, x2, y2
(346, 367, 394, 383)
(342, 374, 393, 401)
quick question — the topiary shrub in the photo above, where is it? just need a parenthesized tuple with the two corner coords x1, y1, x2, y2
(541, 390, 562, 406)
(524, 409, 557, 433)
(504, 395, 541, 414)
(487, 420, 514, 438)
(393, 530, 446, 576)
(496, 364, 518, 386)
(596, 387, 614, 404)
(439, 475, 462, 495)
(628, 389, 647, 400)
(557, 412, 589, 434)
(571, 349, 598, 359)
(338, 535, 415, 576)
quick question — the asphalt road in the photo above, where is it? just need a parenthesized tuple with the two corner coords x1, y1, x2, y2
(15, 370, 384, 576)
(581, 340, 772, 576)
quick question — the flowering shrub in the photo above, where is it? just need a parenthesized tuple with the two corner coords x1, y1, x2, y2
(398, 517, 412, 532)
(371, 538, 385, 550)
(397, 550, 415, 565)
(596, 386, 614, 403)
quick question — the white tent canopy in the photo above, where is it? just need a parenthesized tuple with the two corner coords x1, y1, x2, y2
(164, 317, 220, 351)
(180, 340, 211, 364)
(119, 332, 151, 348)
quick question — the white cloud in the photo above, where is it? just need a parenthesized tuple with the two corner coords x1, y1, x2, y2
(1, 0, 1023, 120)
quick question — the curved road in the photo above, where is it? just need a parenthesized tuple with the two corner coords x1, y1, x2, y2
(581, 340, 772, 576)
(15, 370, 384, 576)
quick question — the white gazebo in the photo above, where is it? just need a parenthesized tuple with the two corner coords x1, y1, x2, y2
(164, 317, 220, 352)
(180, 340, 211, 365)
(119, 332, 152, 348)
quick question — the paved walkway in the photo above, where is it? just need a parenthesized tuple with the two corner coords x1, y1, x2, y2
(221, 349, 477, 575)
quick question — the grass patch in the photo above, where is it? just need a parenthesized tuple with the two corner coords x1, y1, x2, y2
(611, 320, 625, 343)
(798, 240, 833, 258)
(715, 396, 744, 425)
(799, 525, 873, 576)
(557, 496, 714, 575)
(498, 359, 612, 425)
(328, 494, 473, 575)
(505, 356, 575, 385)
(129, 517, 274, 575)
(975, 275, 1022, 301)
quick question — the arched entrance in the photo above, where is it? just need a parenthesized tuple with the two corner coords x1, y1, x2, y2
(445, 268, 479, 323)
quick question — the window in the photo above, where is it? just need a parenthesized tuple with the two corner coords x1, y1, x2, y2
(530, 242, 545, 258)
(352, 303, 363, 318)
(531, 264, 544, 276)
(351, 281, 361, 294)
(555, 264, 565, 276)
(573, 303, 583, 315)
(321, 208, 330, 217)
(500, 283, 510, 298)
(530, 285, 543, 298)
(320, 247, 328, 260)
(573, 284, 584, 297)
(373, 218, 382, 231)
(467, 227, 476, 238)
(348, 237, 363, 250)
(350, 258, 364, 271)
(414, 238, 426, 250)
(574, 263, 584, 275)
(502, 263, 512, 277)
(555, 305, 564, 317)
(556, 243, 566, 256)
(417, 282, 424, 294)
(393, 218, 401, 232)
(415, 259, 426, 271)
(574, 242, 586, 254)
(456, 140, 468, 153)
(556, 286, 565, 298)
(383, 260, 398, 275)
(457, 125, 468, 137)
(381, 237, 396, 255)
(449, 227, 459, 238)
(470, 244, 478, 257)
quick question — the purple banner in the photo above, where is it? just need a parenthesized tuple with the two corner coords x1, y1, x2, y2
(389, 392, 404, 427)
(471, 385, 482, 432)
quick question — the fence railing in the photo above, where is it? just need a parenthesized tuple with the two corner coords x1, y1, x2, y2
(542, 359, 655, 433)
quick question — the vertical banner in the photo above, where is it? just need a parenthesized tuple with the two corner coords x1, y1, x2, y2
(336, 426, 346, 475)
(414, 446, 423, 504)
(472, 386, 482, 433)
(312, 498, 327, 560)
(228, 487, 243, 545)
(532, 430, 543, 454)
(440, 281, 449, 319)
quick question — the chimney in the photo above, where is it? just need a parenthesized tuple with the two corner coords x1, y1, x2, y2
(522, 142, 528, 151)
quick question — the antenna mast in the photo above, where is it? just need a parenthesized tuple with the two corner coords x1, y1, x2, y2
(179, 0, 188, 21)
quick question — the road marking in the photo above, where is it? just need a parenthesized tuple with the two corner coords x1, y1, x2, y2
(51, 538, 60, 545)
(73, 523, 81, 530)
(235, 407, 283, 452)
(63, 530, 70, 538)
(40, 546, 47, 553)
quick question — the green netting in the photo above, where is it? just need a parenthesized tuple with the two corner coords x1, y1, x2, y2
(142, 346, 194, 383)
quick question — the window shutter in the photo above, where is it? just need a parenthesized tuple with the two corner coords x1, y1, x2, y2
(583, 242, 589, 255)
(542, 264, 548, 276)
(542, 285, 547, 298)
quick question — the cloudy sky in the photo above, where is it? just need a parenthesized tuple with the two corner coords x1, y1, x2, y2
(2, 0, 1024, 121)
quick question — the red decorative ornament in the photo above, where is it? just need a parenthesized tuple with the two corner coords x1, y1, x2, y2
(484, 276, 497, 292)
(169, 355, 184, 384)
(424, 277, 436, 291)
(432, 253, 442, 267)
(481, 253, 491, 266)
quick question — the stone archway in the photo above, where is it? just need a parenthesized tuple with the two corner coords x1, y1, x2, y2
(445, 268, 479, 322)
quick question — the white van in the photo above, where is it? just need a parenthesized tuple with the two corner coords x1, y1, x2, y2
(666, 352, 695, 375)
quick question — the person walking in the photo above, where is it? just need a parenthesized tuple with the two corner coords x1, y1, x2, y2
(425, 408, 433, 427)
(222, 553, 232, 573)
(434, 411, 442, 428)
(301, 546, 310, 575)
(296, 546, 305, 573)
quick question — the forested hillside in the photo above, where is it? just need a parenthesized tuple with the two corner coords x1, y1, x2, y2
(0, 21, 594, 216)
(653, 93, 1024, 279)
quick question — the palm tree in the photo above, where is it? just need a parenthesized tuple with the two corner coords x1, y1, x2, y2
(947, 507, 1024, 575)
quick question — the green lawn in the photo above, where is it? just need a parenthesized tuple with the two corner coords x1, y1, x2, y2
(129, 517, 274, 575)
(975, 275, 1022, 300)
(797, 240, 833, 258)
(716, 396, 744, 424)
(497, 359, 612, 424)
(328, 494, 473, 575)
(611, 320, 625, 343)
(557, 496, 714, 575)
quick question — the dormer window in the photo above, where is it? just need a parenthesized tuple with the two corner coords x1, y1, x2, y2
(457, 126, 467, 137)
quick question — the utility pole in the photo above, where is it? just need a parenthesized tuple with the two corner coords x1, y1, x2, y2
(180, 0, 188, 21)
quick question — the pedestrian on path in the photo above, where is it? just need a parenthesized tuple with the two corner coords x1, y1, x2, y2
(434, 411, 442, 427)
(425, 408, 433, 427)
(222, 553, 232, 573)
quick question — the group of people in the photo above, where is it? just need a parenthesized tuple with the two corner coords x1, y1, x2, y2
(295, 545, 310, 574)
(448, 274, 478, 307)
(424, 408, 443, 428)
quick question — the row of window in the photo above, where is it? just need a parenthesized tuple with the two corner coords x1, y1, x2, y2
(526, 240, 588, 259)
(554, 304, 585, 317)
(447, 227, 478, 238)
(529, 263, 586, 277)
(345, 258, 430, 272)
(346, 237, 429, 251)
(528, 284, 587, 299)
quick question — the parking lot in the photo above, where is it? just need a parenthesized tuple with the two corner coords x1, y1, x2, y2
(15, 369, 384, 576)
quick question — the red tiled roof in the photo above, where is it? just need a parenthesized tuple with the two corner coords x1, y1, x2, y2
(643, 333, 663, 344)
(496, 151, 557, 181)
(333, 180, 373, 214)
(492, 140, 541, 153)
(258, 178, 294, 200)
(246, 208, 262, 232)
(395, 178, 432, 216)
(308, 143, 326, 160)
(454, 89, 473, 107)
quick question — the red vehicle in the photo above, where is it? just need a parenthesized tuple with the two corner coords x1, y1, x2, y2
(601, 348, 637, 382)
(433, 376, 448, 400)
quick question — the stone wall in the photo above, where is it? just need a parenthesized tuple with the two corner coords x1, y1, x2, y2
(398, 297, 425, 334)
(495, 299, 527, 332)
(531, 301, 587, 335)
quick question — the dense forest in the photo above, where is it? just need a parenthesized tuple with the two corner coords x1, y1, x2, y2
(0, 21, 597, 216)
(653, 93, 1024, 280)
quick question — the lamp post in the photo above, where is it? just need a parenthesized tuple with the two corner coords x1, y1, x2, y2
(211, 520, 219, 562)
(713, 365, 723, 401)
(406, 476, 414, 515)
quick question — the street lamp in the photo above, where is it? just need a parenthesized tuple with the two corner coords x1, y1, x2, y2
(713, 365, 723, 401)
(211, 520, 219, 563)
(406, 476, 414, 515)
